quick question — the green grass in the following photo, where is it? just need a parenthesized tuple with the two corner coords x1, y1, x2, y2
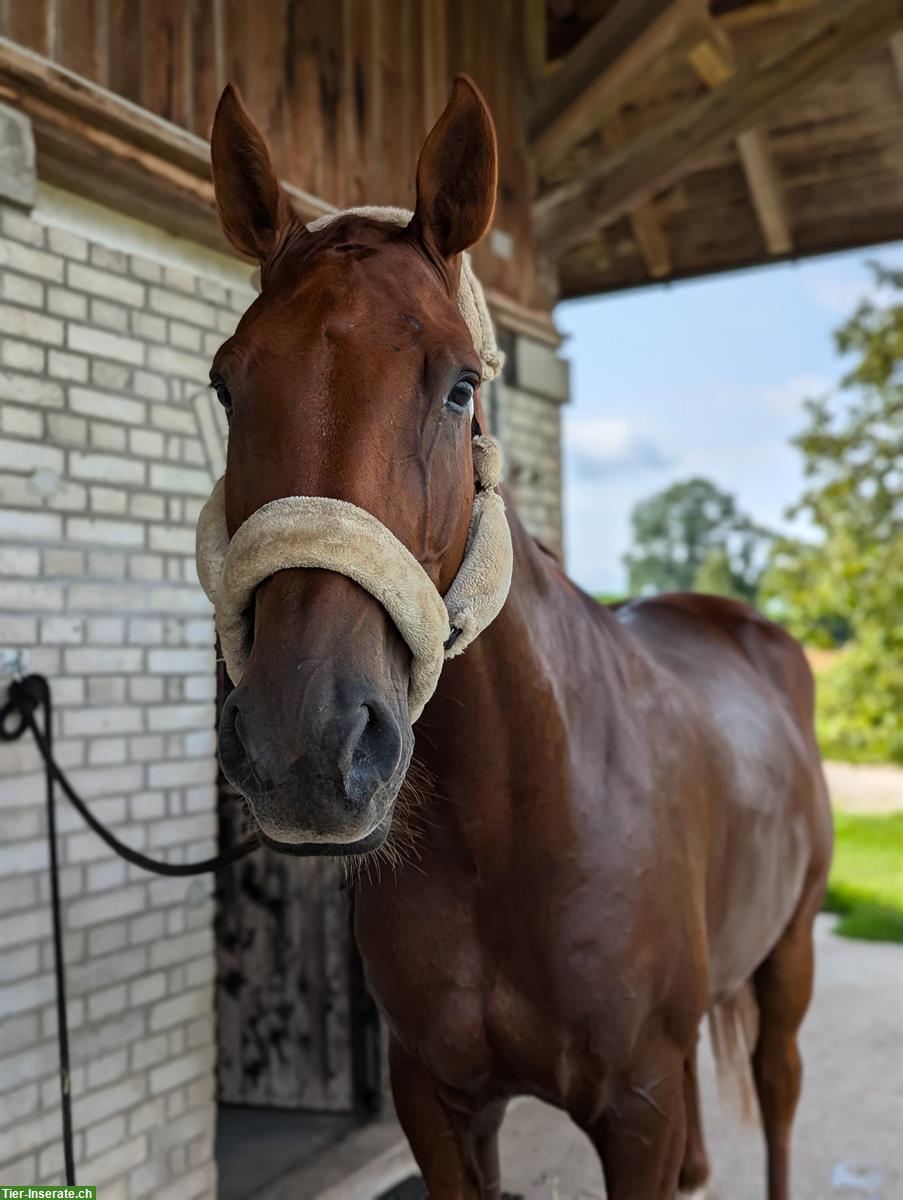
(825, 811, 903, 943)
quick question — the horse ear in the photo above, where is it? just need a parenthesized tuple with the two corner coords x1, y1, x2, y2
(410, 75, 498, 263)
(210, 84, 295, 263)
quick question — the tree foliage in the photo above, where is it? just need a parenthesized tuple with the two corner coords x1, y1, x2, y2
(761, 263, 903, 763)
(625, 477, 771, 602)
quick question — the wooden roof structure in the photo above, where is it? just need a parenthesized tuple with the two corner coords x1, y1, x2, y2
(0, 0, 901, 310)
(531, 0, 903, 298)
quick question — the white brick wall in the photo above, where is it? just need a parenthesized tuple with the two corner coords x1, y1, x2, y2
(0, 186, 252, 1200)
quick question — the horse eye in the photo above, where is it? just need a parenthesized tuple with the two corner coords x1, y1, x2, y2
(212, 380, 232, 412)
(445, 379, 475, 416)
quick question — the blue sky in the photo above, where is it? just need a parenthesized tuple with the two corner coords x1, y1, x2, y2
(555, 243, 903, 594)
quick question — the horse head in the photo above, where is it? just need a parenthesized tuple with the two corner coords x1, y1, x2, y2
(206, 77, 500, 854)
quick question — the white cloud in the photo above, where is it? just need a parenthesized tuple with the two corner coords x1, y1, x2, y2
(563, 416, 671, 479)
(754, 373, 831, 416)
(806, 270, 897, 316)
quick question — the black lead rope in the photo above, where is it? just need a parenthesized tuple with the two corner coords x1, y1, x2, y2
(0, 673, 260, 1185)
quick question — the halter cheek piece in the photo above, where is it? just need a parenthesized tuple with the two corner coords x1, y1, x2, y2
(195, 208, 514, 724)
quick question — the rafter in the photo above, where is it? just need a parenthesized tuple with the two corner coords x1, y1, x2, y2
(891, 31, 903, 94)
(689, 26, 793, 256)
(534, 0, 903, 260)
(604, 112, 672, 278)
(529, 0, 709, 172)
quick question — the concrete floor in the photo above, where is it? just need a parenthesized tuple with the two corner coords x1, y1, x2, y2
(303, 917, 903, 1200)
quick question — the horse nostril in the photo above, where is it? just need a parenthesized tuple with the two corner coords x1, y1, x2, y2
(342, 699, 404, 804)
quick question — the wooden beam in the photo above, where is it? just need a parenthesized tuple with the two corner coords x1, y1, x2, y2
(715, 0, 819, 29)
(529, 0, 708, 171)
(891, 30, 903, 94)
(690, 26, 793, 256)
(603, 111, 672, 278)
(534, 0, 903, 259)
(0, 37, 332, 257)
(735, 126, 793, 254)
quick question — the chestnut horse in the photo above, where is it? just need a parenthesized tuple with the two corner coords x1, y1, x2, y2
(208, 77, 831, 1200)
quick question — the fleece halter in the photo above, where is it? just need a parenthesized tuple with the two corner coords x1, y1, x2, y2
(195, 208, 514, 723)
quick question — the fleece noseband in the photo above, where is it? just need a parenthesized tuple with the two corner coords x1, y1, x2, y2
(195, 208, 513, 723)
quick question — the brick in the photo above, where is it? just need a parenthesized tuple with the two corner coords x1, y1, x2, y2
(68, 885, 146, 928)
(89, 484, 128, 513)
(69, 450, 145, 485)
(62, 706, 143, 737)
(0, 403, 43, 437)
(0, 554, 40, 594)
(66, 517, 145, 547)
(64, 646, 143, 673)
(87, 549, 126, 577)
(91, 359, 131, 391)
(150, 403, 196, 433)
(0, 302, 64, 345)
(149, 987, 211, 1033)
(0, 271, 44, 307)
(0, 580, 63, 610)
(0, 237, 64, 282)
(88, 677, 127, 705)
(149, 525, 196, 553)
(41, 615, 85, 643)
(84, 1112, 127, 1157)
(78, 1133, 147, 1187)
(47, 349, 89, 382)
(90, 419, 127, 450)
(0, 613, 37, 642)
(68, 324, 145, 365)
(130, 255, 162, 283)
(133, 369, 169, 400)
(147, 344, 208, 381)
(1, 208, 41, 247)
(0, 369, 63, 406)
(149, 463, 210, 495)
(147, 648, 212, 674)
(0, 972, 54, 1018)
(47, 227, 89, 260)
(130, 310, 166, 341)
(90, 297, 129, 332)
(163, 264, 198, 294)
(68, 262, 145, 306)
(0, 438, 64, 474)
(47, 412, 89, 445)
(69, 385, 145, 425)
(47, 285, 88, 319)
(1, 337, 45, 372)
(149, 1046, 214, 1095)
(89, 244, 128, 273)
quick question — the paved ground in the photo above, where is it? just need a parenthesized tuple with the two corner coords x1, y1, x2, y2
(300, 917, 903, 1200)
(823, 762, 903, 815)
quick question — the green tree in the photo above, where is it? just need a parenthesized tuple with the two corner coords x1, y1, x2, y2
(625, 477, 771, 602)
(761, 263, 903, 762)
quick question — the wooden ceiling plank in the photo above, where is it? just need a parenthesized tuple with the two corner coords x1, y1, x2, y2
(715, 0, 819, 30)
(736, 126, 793, 253)
(535, 0, 903, 260)
(604, 111, 672, 277)
(690, 26, 793, 256)
(529, 0, 708, 171)
(890, 30, 903, 94)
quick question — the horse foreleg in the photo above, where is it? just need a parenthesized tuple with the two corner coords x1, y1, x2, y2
(591, 1039, 687, 1200)
(677, 1046, 710, 1198)
(389, 1037, 505, 1200)
(752, 900, 817, 1200)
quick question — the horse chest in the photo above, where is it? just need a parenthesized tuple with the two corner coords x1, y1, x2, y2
(356, 872, 666, 1106)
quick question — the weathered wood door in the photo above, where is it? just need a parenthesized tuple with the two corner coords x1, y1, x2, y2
(214, 664, 380, 1112)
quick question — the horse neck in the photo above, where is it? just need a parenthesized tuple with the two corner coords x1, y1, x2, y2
(408, 503, 621, 850)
